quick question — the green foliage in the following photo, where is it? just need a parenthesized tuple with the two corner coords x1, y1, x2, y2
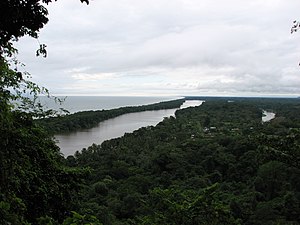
(62, 211, 102, 225)
(138, 184, 240, 225)
(37, 98, 185, 134)
(0, 0, 89, 55)
(2, 84, 300, 225)
(0, 197, 28, 225)
(2, 6, 300, 224)
(0, 106, 88, 223)
(69, 98, 300, 224)
(0, 1, 91, 224)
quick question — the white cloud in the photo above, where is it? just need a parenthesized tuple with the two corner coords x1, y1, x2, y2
(15, 0, 300, 96)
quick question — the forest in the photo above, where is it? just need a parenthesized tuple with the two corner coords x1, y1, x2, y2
(1, 0, 300, 224)
(4, 95, 300, 224)
(61, 97, 300, 225)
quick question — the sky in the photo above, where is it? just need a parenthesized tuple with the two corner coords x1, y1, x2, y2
(16, 0, 300, 97)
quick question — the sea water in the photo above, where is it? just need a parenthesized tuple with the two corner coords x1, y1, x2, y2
(39, 96, 178, 113)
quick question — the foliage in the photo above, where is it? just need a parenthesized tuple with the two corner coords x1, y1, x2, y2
(62, 211, 102, 225)
(0, 105, 89, 224)
(1, 1, 300, 224)
(68, 98, 300, 224)
(138, 184, 240, 225)
(37, 99, 185, 133)
(0, 55, 65, 118)
(0, 0, 89, 56)
(291, 20, 300, 34)
(0, 0, 90, 224)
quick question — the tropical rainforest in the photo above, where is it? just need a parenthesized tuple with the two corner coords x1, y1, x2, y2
(62, 97, 300, 225)
(2, 93, 300, 224)
(1, 0, 300, 224)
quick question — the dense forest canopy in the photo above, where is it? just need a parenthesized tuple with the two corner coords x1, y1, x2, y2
(64, 98, 300, 225)
(1, 0, 300, 224)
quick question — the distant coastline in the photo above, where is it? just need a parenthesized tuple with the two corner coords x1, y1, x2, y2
(38, 96, 181, 113)
(37, 98, 185, 134)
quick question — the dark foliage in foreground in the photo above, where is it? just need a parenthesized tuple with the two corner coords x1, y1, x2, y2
(2, 96, 300, 224)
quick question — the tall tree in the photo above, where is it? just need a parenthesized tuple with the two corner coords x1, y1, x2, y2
(0, 1, 89, 224)
(0, 0, 88, 55)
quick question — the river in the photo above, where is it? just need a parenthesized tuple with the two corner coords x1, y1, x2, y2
(55, 100, 204, 156)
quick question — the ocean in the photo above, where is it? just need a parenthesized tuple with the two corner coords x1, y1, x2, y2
(39, 96, 180, 113)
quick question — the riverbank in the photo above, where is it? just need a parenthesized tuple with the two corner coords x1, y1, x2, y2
(55, 108, 178, 156)
(55, 99, 204, 156)
(37, 98, 185, 134)
(69, 99, 300, 224)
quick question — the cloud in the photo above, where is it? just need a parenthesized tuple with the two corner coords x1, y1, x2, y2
(14, 0, 300, 96)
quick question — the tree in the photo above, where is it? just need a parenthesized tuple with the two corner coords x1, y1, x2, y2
(291, 20, 300, 34)
(0, 0, 90, 224)
(0, 0, 89, 116)
(291, 20, 300, 66)
(138, 185, 240, 225)
(0, 0, 88, 55)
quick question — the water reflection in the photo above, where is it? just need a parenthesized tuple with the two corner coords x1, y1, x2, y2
(55, 100, 204, 156)
(56, 109, 177, 156)
(262, 110, 276, 123)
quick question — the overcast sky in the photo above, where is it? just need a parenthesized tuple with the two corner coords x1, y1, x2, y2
(16, 0, 300, 97)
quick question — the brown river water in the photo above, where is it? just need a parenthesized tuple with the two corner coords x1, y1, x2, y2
(55, 100, 204, 156)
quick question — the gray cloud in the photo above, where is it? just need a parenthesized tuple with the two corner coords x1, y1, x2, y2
(15, 0, 300, 96)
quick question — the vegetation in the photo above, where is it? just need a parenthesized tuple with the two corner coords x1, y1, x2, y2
(0, 54, 95, 224)
(1, 0, 300, 224)
(37, 98, 185, 134)
(62, 98, 300, 225)
(2, 63, 300, 225)
(1, 0, 93, 224)
(0, 0, 88, 57)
